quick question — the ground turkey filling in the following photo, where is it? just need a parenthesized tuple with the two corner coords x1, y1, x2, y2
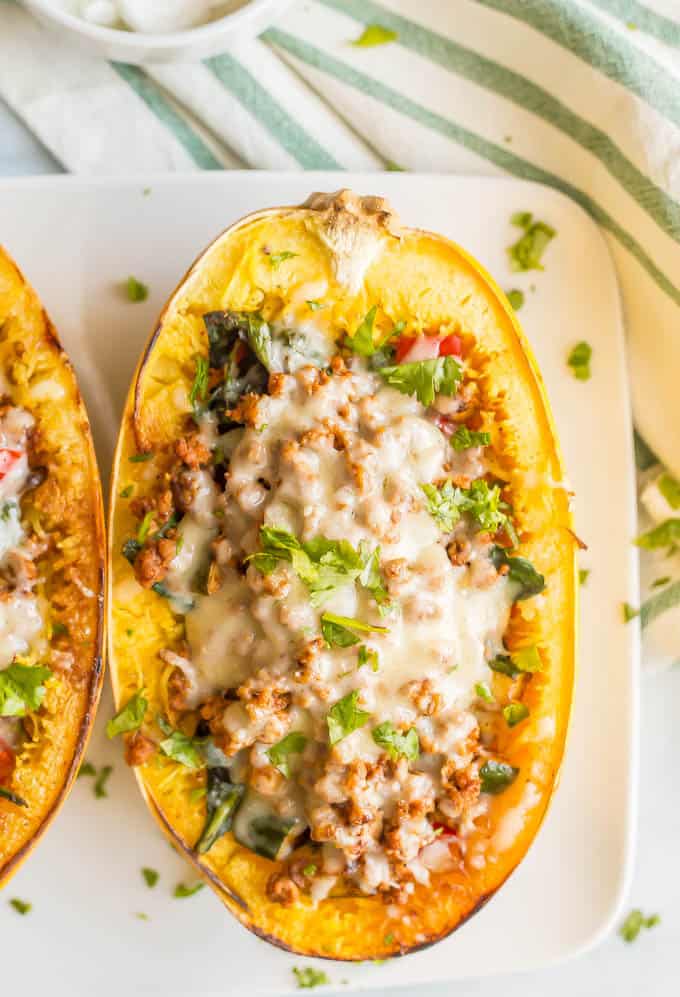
(124, 312, 544, 906)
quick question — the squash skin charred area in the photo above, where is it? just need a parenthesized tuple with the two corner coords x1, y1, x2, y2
(0, 249, 105, 884)
(109, 191, 575, 960)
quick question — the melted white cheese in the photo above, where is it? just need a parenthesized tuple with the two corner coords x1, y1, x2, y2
(0, 594, 44, 668)
(0, 406, 44, 671)
(167, 352, 521, 891)
(183, 362, 512, 743)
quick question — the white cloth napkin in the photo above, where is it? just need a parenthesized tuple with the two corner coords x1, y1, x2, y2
(1, 0, 679, 667)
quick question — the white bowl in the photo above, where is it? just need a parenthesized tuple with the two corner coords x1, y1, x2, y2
(21, 0, 290, 63)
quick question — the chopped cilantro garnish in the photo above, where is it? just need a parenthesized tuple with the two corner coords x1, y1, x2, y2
(173, 882, 204, 899)
(119, 484, 133, 499)
(142, 867, 159, 888)
(292, 966, 331, 989)
(248, 527, 388, 609)
(507, 213, 556, 271)
(379, 355, 461, 407)
(633, 430, 658, 471)
(421, 478, 510, 534)
(303, 863, 317, 877)
(567, 341, 592, 381)
(135, 912, 150, 921)
(326, 691, 372, 745)
(306, 299, 324, 311)
(511, 211, 532, 228)
(126, 276, 149, 303)
(619, 909, 660, 943)
(106, 688, 147, 739)
(128, 452, 153, 463)
(359, 544, 392, 613)
(503, 702, 530, 727)
(94, 765, 113, 799)
(321, 613, 388, 648)
(658, 473, 680, 509)
(420, 480, 461, 532)
(622, 602, 639, 622)
(451, 426, 491, 451)
(651, 576, 671, 588)
(77, 761, 96, 778)
(358, 645, 379, 672)
(511, 645, 544, 673)
(265, 250, 298, 269)
(456, 478, 510, 533)
(346, 306, 378, 356)
(0, 501, 16, 521)
(635, 519, 680, 551)
(9, 899, 31, 915)
(479, 760, 519, 794)
(475, 682, 494, 703)
(506, 289, 525, 311)
(0, 664, 52, 718)
(579, 568, 590, 585)
(266, 731, 307, 778)
(158, 717, 203, 769)
(372, 722, 419, 761)
(351, 24, 398, 47)
(489, 645, 543, 677)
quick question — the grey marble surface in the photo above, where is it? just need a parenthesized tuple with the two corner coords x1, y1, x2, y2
(0, 94, 676, 997)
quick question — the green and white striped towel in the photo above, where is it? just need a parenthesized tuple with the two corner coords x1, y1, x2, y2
(1, 0, 679, 667)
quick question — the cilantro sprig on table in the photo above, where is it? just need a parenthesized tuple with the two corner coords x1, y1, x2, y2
(507, 212, 556, 272)
(635, 519, 680, 552)
(619, 909, 660, 943)
(567, 341, 592, 381)
(292, 966, 331, 989)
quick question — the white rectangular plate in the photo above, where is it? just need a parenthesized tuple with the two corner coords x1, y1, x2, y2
(0, 173, 638, 994)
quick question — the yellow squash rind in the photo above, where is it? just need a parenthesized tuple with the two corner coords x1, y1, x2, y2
(109, 191, 576, 960)
(0, 249, 105, 884)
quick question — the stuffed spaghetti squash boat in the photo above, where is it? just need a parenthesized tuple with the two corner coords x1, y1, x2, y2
(109, 191, 575, 959)
(0, 249, 104, 883)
